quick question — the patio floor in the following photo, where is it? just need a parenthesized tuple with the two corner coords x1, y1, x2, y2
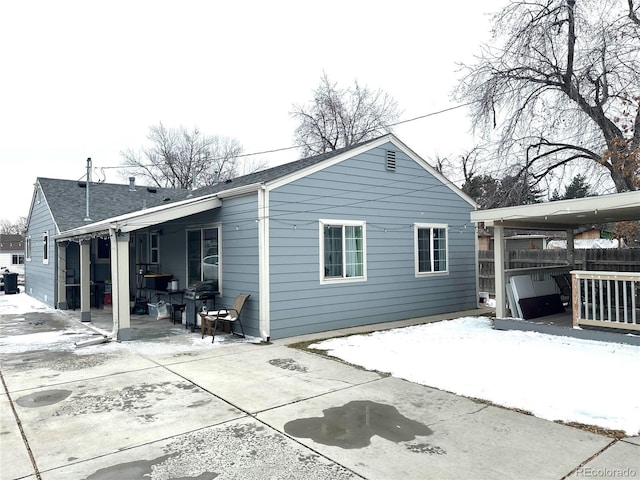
(64, 305, 202, 341)
(494, 309, 640, 346)
(61, 305, 499, 344)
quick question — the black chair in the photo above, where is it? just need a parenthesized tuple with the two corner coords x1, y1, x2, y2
(552, 273, 572, 304)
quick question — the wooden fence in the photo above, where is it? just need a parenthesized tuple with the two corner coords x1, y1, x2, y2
(478, 249, 640, 295)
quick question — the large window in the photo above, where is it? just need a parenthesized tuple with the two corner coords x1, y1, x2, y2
(12, 254, 24, 265)
(415, 223, 448, 275)
(187, 226, 219, 290)
(320, 220, 366, 283)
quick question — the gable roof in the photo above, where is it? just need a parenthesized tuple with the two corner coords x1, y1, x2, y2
(192, 134, 476, 207)
(34, 178, 191, 233)
(191, 137, 383, 198)
(43, 134, 475, 238)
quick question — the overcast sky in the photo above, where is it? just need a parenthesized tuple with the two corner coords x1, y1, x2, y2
(0, 1, 502, 223)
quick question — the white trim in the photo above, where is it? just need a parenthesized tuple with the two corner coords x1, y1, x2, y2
(470, 191, 640, 229)
(150, 231, 160, 264)
(27, 180, 61, 236)
(25, 236, 31, 261)
(258, 186, 270, 341)
(185, 224, 221, 290)
(414, 223, 449, 277)
(264, 134, 477, 209)
(42, 231, 49, 265)
(55, 194, 222, 239)
(319, 219, 367, 285)
(389, 136, 478, 208)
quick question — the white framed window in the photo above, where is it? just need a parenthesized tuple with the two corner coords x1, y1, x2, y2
(12, 254, 24, 265)
(320, 219, 366, 284)
(414, 223, 448, 276)
(150, 232, 160, 264)
(25, 236, 31, 261)
(187, 225, 220, 291)
(42, 231, 49, 264)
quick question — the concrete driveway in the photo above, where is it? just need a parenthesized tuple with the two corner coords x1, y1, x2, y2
(1, 304, 638, 479)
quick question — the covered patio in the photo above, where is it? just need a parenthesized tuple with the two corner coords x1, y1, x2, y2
(471, 191, 640, 344)
(54, 193, 222, 342)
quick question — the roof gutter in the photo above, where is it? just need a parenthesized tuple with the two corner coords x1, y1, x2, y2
(215, 182, 264, 199)
(54, 193, 222, 241)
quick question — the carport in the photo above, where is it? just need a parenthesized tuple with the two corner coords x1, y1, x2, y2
(470, 191, 640, 329)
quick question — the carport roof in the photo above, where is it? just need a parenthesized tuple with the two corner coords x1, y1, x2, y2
(470, 191, 640, 230)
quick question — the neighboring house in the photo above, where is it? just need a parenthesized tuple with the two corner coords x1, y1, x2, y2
(0, 234, 25, 278)
(25, 134, 478, 340)
(574, 227, 614, 241)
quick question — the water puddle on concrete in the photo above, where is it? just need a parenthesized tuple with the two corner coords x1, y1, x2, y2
(16, 389, 71, 407)
(85, 455, 176, 480)
(268, 358, 308, 372)
(284, 400, 433, 449)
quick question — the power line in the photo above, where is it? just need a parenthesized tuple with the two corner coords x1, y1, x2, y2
(93, 101, 475, 170)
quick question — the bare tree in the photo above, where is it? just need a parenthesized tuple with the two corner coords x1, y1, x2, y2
(455, 0, 640, 193)
(291, 73, 401, 156)
(120, 123, 254, 189)
(0, 217, 27, 235)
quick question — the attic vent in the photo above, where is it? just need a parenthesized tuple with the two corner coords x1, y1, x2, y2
(386, 150, 397, 171)
(77, 181, 87, 188)
(147, 187, 157, 193)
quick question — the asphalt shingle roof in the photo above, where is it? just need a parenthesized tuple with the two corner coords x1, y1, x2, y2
(0, 234, 24, 252)
(191, 138, 382, 197)
(38, 178, 191, 233)
(37, 136, 389, 233)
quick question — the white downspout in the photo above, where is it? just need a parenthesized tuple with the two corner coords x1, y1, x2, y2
(258, 185, 270, 341)
(494, 225, 507, 317)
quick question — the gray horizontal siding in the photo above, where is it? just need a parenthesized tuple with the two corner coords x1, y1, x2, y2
(216, 195, 260, 335)
(267, 142, 476, 339)
(25, 196, 57, 307)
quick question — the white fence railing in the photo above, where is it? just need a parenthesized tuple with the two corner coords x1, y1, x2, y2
(572, 270, 640, 331)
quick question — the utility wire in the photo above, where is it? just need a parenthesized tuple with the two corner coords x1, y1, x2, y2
(92, 101, 475, 169)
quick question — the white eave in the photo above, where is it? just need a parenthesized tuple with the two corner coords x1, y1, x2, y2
(470, 191, 640, 230)
(54, 193, 223, 241)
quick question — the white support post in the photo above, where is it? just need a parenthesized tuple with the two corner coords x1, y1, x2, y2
(80, 240, 91, 322)
(110, 229, 131, 341)
(494, 225, 507, 318)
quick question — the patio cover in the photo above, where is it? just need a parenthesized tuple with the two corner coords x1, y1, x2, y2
(470, 191, 640, 317)
(53, 192, 224, 342)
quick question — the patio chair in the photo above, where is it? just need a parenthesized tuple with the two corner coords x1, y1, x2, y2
(552, 273, 573, 306)
(200, 294, 250, 342)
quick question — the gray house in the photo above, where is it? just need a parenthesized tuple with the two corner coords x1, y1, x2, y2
(25, 134, 478, 341)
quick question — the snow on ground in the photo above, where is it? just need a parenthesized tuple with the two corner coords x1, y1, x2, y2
(311, 317, 640, 436)
(0, 287, 51, 315)
(3, 291, 639, 435)
(0, 291, 261, 357)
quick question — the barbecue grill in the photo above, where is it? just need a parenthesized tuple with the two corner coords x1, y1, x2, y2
(184, 281, 217, 332)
